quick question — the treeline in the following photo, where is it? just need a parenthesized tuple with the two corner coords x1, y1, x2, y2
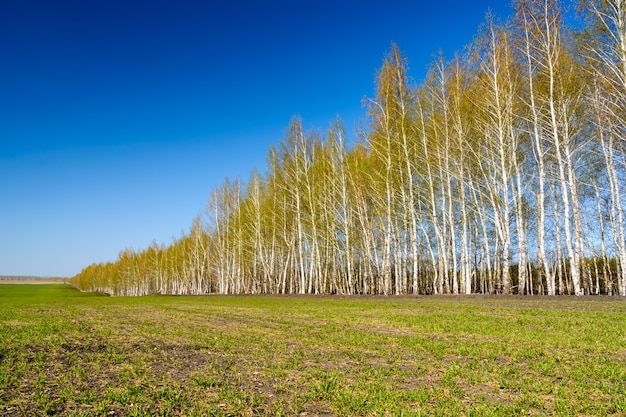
(71, 0, 626, 296)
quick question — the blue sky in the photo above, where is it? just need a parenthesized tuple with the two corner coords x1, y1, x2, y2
(1, 0, 512, 277)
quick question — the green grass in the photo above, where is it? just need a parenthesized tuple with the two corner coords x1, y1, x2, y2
(1, 285, 625, 416)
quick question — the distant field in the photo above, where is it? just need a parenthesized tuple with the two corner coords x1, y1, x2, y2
(0, 277, 67, 285)
(1, 285, 625, 416)
(0, 280, 67, 285)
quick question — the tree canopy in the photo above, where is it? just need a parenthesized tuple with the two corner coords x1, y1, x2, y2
(71, 0, 626, 296)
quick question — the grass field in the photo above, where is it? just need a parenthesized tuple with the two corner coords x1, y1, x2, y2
(0, 285, 625, 416)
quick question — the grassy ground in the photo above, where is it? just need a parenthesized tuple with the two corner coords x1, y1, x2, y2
(0, 285, 625, 416)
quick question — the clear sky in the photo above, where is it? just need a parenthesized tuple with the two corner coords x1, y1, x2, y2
(1, 0, 512, 277)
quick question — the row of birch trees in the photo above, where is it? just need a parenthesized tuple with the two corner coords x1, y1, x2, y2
(71, 0, 626, 296)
